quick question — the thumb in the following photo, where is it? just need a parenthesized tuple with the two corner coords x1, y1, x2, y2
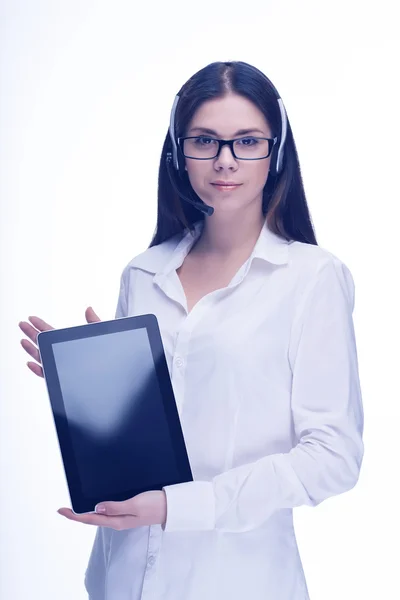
(95, 499, 136, 516)
(85, 306, 101, 323)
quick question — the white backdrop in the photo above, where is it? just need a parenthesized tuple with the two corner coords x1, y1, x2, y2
(1, 1, 399, 598)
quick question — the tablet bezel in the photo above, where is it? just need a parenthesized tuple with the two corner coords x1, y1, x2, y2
(37, 314, 193, 514)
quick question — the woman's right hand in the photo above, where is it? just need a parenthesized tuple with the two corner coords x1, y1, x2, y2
(18, 307, 101, 378)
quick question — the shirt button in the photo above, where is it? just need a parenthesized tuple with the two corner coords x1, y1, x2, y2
(175, 356, 184, 368)
(147, 555, 156, 567)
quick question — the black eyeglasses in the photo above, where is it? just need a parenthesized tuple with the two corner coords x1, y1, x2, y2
(177, 135, 277, 161)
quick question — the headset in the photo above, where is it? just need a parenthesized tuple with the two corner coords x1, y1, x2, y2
(166, 82, 288, 217)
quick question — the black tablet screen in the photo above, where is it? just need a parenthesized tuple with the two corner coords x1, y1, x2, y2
(52, 327, 180, 500)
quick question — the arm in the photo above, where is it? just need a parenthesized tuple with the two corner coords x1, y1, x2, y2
(163, 257, 364, 533)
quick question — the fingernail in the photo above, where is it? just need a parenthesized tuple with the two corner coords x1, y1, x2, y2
(95, 504, 106, 513)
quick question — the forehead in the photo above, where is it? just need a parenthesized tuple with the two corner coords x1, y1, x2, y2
(187, 93, 271, 135)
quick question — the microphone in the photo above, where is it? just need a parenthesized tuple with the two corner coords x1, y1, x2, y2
(166, 154, 214, 216)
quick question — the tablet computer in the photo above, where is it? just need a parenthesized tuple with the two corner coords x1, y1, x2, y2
(37, 314, 193, 514)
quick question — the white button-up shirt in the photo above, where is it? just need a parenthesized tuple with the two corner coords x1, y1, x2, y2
(84, 219, 364, 600)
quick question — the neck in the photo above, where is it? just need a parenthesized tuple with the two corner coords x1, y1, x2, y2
(193, 209, 266, 259)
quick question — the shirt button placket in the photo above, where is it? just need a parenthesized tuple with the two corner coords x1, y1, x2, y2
(175, 356, 184, 368)
(171, 324, 191, 415)
(140, 525, 162, 599)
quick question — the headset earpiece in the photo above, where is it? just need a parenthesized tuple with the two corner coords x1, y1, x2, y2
(168, 95, 180, 171)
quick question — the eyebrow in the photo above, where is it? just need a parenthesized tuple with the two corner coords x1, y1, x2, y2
(188, 127, 267, 136)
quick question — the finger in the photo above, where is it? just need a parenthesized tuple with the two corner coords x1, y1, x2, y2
(57, 508, 137, 529)
(95, 499, 137, 516)
(27, 361, 44, 378)
(18, 320, 42, 345)
(18, 317, 54, 345)
(58, 508, 109, 525)
(85, 307, 101, 323)
(28, 316, 55, 332)
(20, 338, 41, 363)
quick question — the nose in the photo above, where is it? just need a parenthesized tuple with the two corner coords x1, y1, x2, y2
(214, 143, 237, 170)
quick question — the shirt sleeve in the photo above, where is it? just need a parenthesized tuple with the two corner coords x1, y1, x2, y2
(114, 266, 129, 318)
(162, 257, 365, 533)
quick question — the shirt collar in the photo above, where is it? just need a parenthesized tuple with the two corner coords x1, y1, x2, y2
(130, 218, 289, 276)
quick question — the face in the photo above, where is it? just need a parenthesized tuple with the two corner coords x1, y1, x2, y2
(183, 93, 273, 215)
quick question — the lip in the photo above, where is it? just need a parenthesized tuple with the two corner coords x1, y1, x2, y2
(211, 183, 242, 193)
(211, 181, 241, 186)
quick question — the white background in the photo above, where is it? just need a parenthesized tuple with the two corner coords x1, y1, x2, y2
(1, 0, 399, 598)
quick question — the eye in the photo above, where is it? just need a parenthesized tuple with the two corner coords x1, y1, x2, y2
(237, 137, 259, 146)
(194, 136, 217, 146)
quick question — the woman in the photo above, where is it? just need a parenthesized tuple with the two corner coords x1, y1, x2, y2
(19, 61, 364, 600)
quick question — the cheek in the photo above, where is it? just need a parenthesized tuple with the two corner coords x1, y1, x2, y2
(186, 165, 209, 191)
(248, 161, 271, 187)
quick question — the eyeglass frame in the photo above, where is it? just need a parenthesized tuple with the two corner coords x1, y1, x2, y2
(177, 135, 278, 161)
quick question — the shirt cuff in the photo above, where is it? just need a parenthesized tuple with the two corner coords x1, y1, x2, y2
(162, 481, 215, 532)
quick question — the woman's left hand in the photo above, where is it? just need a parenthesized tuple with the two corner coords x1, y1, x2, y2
(57, 490, 167, 530)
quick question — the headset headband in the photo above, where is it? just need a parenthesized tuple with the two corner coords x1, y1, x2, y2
(168, 88, 288, 176)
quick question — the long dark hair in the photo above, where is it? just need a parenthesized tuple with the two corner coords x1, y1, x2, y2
(149, 61, 317, 248)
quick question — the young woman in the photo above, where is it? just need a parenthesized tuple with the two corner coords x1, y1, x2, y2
(19, 60, 364, 600)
